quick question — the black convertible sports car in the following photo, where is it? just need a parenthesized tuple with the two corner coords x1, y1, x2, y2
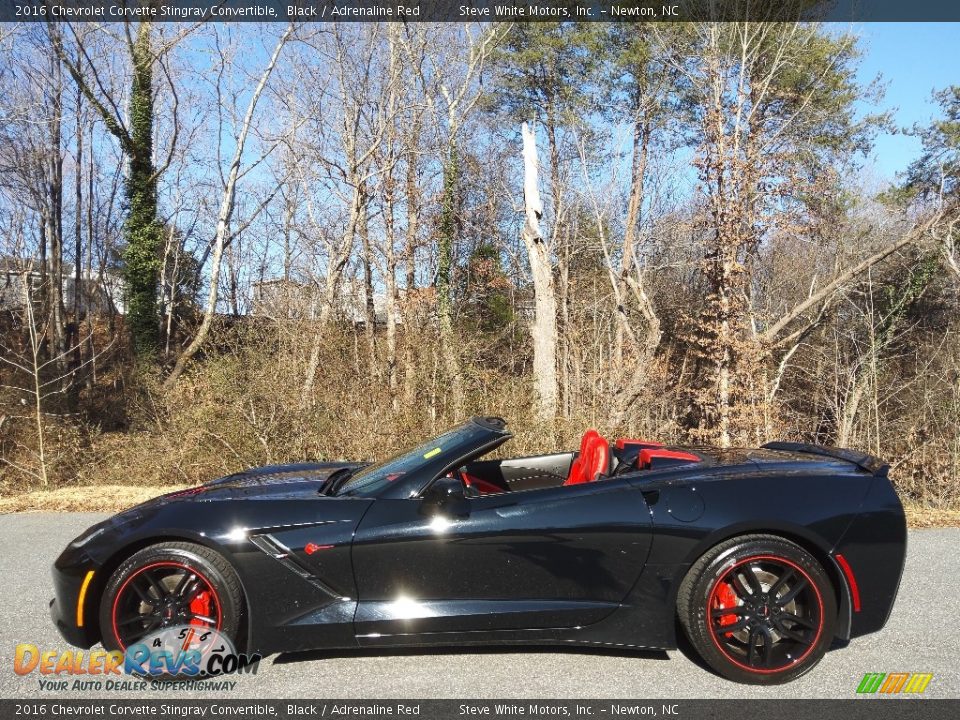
(51, 416, 906, 684)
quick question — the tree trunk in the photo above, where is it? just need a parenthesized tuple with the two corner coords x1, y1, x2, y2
(85, 122, 96, 387)
(617, 114, 652, 365)
(402, 117, 421, 405)
(73, 75, 83, 377)
(521, 122, 558, 421)
(436, 142, 464, 414)
(47, 48, 67, 384)
(689, 34, 758, 449)
(123, 22, 163, 359)
(383, 157, 399, 402)
(304, 182, 363, 399)
(73, 80, 83, 318)
(49, 22, 163, 358)
(359, 188, 376, 367)
(557, 239, 570, 416)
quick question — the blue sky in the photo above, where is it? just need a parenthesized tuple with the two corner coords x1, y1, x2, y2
(852, 23, 960, 181)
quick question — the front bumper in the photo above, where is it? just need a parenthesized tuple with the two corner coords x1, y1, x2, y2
(50, 550, 100, 649)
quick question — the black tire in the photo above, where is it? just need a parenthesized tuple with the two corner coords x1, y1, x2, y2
(677, 534, 837, 685)
(98, 541, 243, 653)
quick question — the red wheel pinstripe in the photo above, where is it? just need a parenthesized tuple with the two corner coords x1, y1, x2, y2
(110, 561, 222, 650)
(705, 554, 824, 675)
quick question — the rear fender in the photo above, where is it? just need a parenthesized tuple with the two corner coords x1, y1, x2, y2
(830, 476, 907, 638)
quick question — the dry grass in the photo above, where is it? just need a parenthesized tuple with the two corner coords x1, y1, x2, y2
(2, 485, 959, 528)
(0, 484, 188, 514)
(902, 502, 960, 529)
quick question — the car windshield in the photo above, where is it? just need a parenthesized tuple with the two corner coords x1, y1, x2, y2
(335, 424, 480, 497)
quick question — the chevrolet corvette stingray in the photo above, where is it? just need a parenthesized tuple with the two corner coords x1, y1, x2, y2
(50, 416, 906, 684)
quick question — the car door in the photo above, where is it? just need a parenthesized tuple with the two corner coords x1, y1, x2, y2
(350, 475, 653, 643)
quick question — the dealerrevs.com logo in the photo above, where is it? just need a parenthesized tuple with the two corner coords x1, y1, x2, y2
(856, 672, 934, 695)
(124, 626, 260, 678)
(15, 626, 260, 691)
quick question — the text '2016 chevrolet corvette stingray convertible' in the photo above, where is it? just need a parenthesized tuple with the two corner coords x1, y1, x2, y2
(51, 416, 906, 684)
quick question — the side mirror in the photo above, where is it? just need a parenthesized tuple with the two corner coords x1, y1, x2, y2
(421, 476, 467, 515)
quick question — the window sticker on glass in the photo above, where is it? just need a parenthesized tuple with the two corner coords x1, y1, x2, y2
(423, 447, 442, 459)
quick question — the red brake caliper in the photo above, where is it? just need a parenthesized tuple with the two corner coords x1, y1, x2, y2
(189, 589, 212, 626)
(713, 582, 739, 638)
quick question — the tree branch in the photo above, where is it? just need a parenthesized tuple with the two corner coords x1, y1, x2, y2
(762, 213, 943, 343)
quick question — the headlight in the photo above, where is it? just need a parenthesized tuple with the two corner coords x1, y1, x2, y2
(69, 525, 106, 548)
(68, 509, 144, 549)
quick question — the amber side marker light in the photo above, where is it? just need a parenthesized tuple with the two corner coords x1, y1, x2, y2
(76, 571, 95, 627)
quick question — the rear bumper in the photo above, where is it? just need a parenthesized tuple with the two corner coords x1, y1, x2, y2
(50, 552, 100, 649)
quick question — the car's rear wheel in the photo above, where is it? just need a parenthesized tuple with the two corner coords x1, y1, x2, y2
(99, 542, 243, 653)
(677, 534, 836, 685)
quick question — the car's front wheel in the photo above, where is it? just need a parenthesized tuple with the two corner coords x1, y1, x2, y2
(678, 534, 837, 685)
(98, 541, 243, 652)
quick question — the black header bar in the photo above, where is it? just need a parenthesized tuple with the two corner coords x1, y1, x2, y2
(2, 0, 960, 23)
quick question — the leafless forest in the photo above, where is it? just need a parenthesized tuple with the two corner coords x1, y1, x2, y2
(0, 22, 958, 509)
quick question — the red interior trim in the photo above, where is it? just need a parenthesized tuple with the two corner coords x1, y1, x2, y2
(461, 472, 503, 495)
(834, 553, 862, 612)
(614, 438, 664, 450)
(638, 448, 701, 468)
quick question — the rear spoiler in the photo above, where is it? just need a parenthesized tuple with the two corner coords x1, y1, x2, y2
(761, 442, 890, 477)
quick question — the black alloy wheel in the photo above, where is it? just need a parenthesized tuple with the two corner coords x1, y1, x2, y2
(99, 542, 243, 652)
(678, 534, 837, 685)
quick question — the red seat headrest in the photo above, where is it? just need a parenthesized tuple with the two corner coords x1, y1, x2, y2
(580, 429, 599, 453)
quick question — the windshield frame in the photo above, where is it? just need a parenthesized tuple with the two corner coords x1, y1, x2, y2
(334, 417, 511, 499)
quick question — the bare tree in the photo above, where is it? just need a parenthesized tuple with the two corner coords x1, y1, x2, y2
(520, 122, 558, 420)
(401, 23, 506, 414)
(0, 280, 111, 486)
(165, 24, 294, 388)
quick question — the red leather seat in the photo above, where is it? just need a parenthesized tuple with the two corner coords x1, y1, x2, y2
(564, 430, 610, 486)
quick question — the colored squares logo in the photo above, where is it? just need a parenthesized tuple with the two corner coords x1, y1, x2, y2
(857, 672, 933, 694)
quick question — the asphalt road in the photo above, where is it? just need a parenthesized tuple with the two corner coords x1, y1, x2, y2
(0, 512, 957, 700)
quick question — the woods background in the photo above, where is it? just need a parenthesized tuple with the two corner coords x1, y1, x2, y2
(0, 21, 958, 511)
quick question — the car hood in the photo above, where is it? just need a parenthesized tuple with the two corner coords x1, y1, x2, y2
(135, 461, 367, 508)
